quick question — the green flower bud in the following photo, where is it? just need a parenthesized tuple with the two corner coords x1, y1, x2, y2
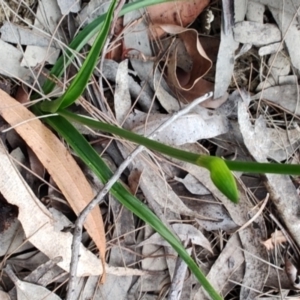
(197, 156, 239, 203)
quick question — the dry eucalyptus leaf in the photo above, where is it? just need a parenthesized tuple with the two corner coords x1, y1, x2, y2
(246, 2, 265, 23)
(21, 0, 61, 67)
(83, 273, 132, 300)
(57, 0, 80, 14)
(153, 74, 180, 113)
(76, 0, 110, 27)
(100, 59, 154, 112)
(0, 291, 10, 300)
(0, 22, 58, 48)
(0, 219, 27, 257)
(123, 10, 153, 83)
(128, 272, 170, 297)
(0, 89, 106, 274)
(268, 51, 290, 83)
(142, 225, 168, 272)
(233, 21, 281, 47)
(168, 248, 192, 299)
(266, 4, 300, 70)
(0, 39, 29, 79)
(214, 21, 239, 99)
(174, 174, 210, 195)
(194, 234, 245, 299)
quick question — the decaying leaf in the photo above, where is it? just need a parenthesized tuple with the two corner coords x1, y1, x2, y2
(252, 85, 300, 115)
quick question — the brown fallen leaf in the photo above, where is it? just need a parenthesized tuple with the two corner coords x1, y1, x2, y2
(0, 89, 106, 277)
(147, 0, 210, 38)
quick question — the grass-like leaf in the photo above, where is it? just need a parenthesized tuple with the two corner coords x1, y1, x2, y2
(40, 0, 117, 112)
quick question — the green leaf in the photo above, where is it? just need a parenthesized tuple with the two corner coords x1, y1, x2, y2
(40, 0, 117, 113)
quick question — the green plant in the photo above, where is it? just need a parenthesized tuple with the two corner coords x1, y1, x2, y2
(30, 0, 300, 299)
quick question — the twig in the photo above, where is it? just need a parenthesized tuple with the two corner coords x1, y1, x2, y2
(66, 92, 213, 299)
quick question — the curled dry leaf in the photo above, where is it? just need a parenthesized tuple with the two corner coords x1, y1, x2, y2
(154, 25, 213, 102)
(262, 230, 287, 250)
(159, 25, 212, 91)
(0, 89, 106, 274)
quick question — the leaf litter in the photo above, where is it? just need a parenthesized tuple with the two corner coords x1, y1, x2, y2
(1, 0, 300, 299)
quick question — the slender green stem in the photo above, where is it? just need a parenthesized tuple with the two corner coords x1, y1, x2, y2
(58, 109, 201, 165)
(58, 109, 300, 176)
(225, 160, 300, 175)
